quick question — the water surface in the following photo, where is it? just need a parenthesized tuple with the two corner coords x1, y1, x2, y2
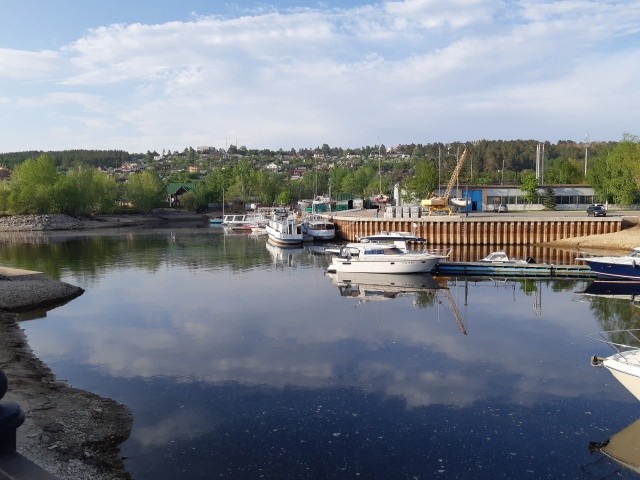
(3, 229, 640, 479)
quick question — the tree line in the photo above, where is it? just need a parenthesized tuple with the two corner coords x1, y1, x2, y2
(0, 137, 638, 216)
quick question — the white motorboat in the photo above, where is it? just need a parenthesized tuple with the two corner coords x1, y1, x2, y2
(578, 247, 640, 280)
(265, 209, 303, 246)
(301, 215, 335, 241)
(590, 329, 640, 401)
(222, 213, 268, 230)
(480, 251, 535, 264)
(326, 242, 449, 274)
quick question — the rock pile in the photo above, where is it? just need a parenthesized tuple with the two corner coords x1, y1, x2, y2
(0, 214, 83, 231)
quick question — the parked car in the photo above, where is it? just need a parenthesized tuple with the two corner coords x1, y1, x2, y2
(494, 204, 508, 213)
(587, 204, 606, 217)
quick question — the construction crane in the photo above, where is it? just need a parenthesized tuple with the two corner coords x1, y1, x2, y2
(421, 147, 469, 215)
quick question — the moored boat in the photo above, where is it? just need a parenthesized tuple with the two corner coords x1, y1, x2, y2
(479, 251, 534, 264)
(590, 329, 640, 401)
(301, 215, 335, 241)
(222, 212, 268, 229)
(265, 208, 303, 246)
(578, 247, 640, 280)
(326, 242, 449, 274)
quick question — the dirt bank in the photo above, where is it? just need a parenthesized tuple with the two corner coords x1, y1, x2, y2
(0, 276, 132, 479)
(543, 218, 640, 253)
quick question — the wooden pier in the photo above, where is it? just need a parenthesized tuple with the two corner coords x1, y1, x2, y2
(331, 215, 622, 247)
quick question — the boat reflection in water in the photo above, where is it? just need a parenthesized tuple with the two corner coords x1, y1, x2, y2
(589, 418, 640, 474)
(326, 271, 469, 334)
(326, 272, 441, 302)
(580, 280, 640, 307)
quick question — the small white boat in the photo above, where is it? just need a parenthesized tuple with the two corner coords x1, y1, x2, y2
(480, 251, 534, 264)
(326, 242, 449, 274)
(590, 329, 640, 401)
(265, 208, 303, 246)
(578, 247, 640, 280)
(301, 215, 335, 241)
(450, 197, 470, 208)
(222, 213, 268, 229)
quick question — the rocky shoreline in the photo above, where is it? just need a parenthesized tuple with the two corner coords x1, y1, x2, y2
(0, 275, 132, 479)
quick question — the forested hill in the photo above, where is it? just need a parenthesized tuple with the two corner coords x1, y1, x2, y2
(0, 150, 132, 169)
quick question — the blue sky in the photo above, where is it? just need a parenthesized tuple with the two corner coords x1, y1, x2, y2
(1, 0, 639, 153)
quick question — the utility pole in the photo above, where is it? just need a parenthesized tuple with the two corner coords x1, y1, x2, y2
(584, 134, 590, 177)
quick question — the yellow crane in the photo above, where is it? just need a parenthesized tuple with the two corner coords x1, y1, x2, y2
(421, 147, 469, 215)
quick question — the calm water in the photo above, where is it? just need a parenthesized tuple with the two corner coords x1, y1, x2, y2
(3, 228, 640, 479)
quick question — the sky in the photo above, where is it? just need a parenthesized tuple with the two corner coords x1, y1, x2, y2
(0, 0, 639, 154)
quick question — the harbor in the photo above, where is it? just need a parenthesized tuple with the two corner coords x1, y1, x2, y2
(2, 229, 638, 479)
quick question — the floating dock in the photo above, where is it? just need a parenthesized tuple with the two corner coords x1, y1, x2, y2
(434, 261, 596, 278)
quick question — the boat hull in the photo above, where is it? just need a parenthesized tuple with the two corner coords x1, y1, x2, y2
(328, 256, 440, 274)
(584, 259, 640, 280)
(265, 223, 303, 245)
(603, 352, 640, 401)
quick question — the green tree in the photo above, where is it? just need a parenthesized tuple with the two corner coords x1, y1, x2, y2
(520, 171, 539, 206)
(125, 171, 165, 212)
(8, 155, 59, 213)
(275, 190, 292, 206)
(542, 186, 556, 210)
(588, 137, 640, 205)
(402, 161, 438, 201)
(51, 167, 117, 216)
(544, 158, 582, 184)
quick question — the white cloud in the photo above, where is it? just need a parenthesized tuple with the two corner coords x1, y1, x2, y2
(0, 0, 639, 151)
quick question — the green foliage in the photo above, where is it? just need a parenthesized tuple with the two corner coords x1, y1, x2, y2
(403, 161, 438, 200)
(5, 156, 119, 215)
(0, 149, 131, 169)
(8, 155, 59, 213)
(125, 171, 165, 212)
(519, 171, 539, 205)
(588, 138, 640, 205)
(542, 187, 556, 210)
(275, 190, 292, 206)
(544, 158, 582, 184)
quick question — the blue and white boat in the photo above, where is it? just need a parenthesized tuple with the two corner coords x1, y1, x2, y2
(579, 247, 640, 280)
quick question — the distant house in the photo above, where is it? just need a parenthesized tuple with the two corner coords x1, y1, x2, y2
(265, 163, 279, 172)
(166, 183, 195, 207)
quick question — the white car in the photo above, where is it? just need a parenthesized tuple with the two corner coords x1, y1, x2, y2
(494, 204, 508, 213)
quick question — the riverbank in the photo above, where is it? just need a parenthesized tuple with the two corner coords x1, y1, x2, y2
(0, 210, 207, 232)
(0, 273, 132, 479)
